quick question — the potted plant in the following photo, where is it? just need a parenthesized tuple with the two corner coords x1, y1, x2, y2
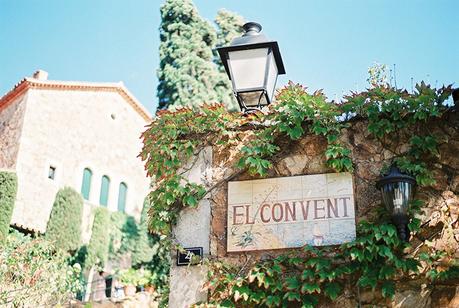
(119, 269, 138, 297)
(136, 269, 151, 292)
(142, 270, 156, 294)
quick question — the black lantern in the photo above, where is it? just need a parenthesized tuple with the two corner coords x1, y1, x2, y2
(217, 22, 286, 113)
(453, 88, 459, 106)
(376, 165, 416, 241)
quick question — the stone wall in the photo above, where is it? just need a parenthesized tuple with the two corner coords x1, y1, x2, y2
(168, 147, 213, 307)
(168, 110, 459, 306)
(0, 92, 27, 170)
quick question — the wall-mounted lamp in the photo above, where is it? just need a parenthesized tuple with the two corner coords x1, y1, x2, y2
(452, 88, 459, 106)
(376, 165, 416, 241)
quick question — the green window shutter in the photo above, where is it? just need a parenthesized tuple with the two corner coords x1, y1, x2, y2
(117, 182, 128, 212)
(81, 168, 92, 200)
(99, 175, 110, 206)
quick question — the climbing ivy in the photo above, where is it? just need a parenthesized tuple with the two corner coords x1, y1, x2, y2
(140, 80, 455, 306)
(342, 82, 453, 185)
(237, 83, 353, 176)
(198, 200, 459, 307)
(140, 105, 245, 234)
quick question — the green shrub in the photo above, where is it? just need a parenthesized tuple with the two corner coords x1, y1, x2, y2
(85, 207, 111, 269)
(109, 206, 154, 266)
(138, 198, 170, 298)
(109, 212, 140, 259)
(0, 230, 82, 306)
(0, 171, 17, 238)
(45, 187, 83, 252)
(108, 211, 128, 257)
(131, 200, 155, 265)
(108, 200, 169, 293)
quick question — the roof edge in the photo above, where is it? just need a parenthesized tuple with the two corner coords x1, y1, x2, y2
(0, 78, 152, 122)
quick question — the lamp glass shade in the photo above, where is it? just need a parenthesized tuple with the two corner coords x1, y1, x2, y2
(228, 48, 269, 91)
(380, 181, 413, 216)
(238, 91, 267, 107)
(265, 50, 278, 102)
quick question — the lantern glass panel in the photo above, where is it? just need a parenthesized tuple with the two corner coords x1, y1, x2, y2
(380, 181, 413, 215)
(239, 90, 267, 107)
(228, 48, 269, 91)
(265, 51, 278, 102)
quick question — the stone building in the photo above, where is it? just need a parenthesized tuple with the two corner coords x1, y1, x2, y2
(0, 70, 151, 237)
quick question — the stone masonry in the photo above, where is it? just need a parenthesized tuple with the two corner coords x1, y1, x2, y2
(170, 108, 459, 307)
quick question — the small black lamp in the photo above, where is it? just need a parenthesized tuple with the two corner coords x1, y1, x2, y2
(452, 88, 459, 106)
(376, 165, 416, 241)
(217, 22, 286, 113)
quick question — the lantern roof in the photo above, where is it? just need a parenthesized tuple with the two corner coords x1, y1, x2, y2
(376, 165, 416, 189)
(217, 22, 286, 80)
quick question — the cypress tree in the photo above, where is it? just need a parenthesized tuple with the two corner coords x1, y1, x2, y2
(131, 199, 155, 265)
(157, 0, 219, 110)
(46, 187, 83, 252)
(213, 9, 245, 111)
(0, 171, 17, 238)
(85, 207, 111, 269)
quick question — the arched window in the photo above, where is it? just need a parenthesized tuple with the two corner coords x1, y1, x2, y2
(117, 182, 128, 212)
(99, 175, 110, 206)
(81, 168, 92, 200)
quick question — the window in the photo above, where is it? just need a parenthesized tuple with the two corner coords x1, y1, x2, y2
(117, 182, 128, 212)
(99, 175, 110, 206)
(48, 166, 56, 180)
(81, 168, 92, 200)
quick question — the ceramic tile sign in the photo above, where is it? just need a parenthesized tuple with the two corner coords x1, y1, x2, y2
(227, 173, 356, 252)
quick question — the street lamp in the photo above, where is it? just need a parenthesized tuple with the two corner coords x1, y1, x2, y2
(217, 22, 286, 113)
(376, 165, 416, 241)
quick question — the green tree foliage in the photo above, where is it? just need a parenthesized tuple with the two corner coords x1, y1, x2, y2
(108, 209, 154, 266)
(157, 0, 219, 110)
(0, 230, 82, 306)
(108, 211, 127, 258)
(139, 198, 170, 303)
(86, 207, 111, 269)
(109, 212, 140, 258)
(131, 199, 155, 265)
(0, 171, 17, 238)
(214, 9, 244, 49)
(45, 187, 83, 252)
(213, 9, 244, 111)
(107, 200, 170, 300)
(157, 0, 244, 111)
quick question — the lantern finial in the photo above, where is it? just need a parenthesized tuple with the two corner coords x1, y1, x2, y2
(242, 22, 262, 36)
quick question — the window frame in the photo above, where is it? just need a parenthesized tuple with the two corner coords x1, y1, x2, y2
(81, 168, 93, 200)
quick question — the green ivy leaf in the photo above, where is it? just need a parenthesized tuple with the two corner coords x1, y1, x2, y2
(285, 277, 301, 290)
(289, 125, 304, 139)
(283, 291, 301, 302)
(381, 280, 395, 298)
(324, 282, 341, 300)
(301, 282, 320, 294)
(233, 285, 251, 302)
(265, 295, 281, 307)
(301, 269, 315, 281)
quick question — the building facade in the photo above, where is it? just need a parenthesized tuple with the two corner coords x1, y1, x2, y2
(0, 70, 151, 236)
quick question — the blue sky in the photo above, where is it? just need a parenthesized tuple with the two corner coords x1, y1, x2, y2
(1, 0, 458, 113)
